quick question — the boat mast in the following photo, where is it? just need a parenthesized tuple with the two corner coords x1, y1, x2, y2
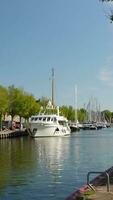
(74, 85, 78, 123)
(52, 68, 55, 108)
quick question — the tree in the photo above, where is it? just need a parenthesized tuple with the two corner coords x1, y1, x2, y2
(21, 94, 40, 119)
(100, 0, 113, 22)
(60, 106, 70, 119)
(60, 105, 75, 121)
(8, 85, 22, 123)
(78, 108, 87, 122)
(8, 85, 40, 129)
(0, 86, 8, 130)
(101, 110, 112, 122)
(39, 97, 50, 109)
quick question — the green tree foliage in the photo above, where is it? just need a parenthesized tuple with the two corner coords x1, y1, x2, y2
(100, 0, 113, 21)
(0, 85, 8, 115)
(8, 85, 22, 120)
(60, 106, 75, 121)
(39, 97, 50, 109)
(8, 85, 40, 122)
(60, 106, 70, 119)
(21, 94, 40, 119)
(0, 86, 8, 130)
(67, 106, 75, 121)
(60, 106, 87, 122)
(101, 110, 112, 122)
(78, 108, 87, 122)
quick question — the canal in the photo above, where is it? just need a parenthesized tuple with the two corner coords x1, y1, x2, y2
(0, 128, 113, 200)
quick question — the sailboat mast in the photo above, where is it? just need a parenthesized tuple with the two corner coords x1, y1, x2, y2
(74, 85, 78, 123)
(52, 68, 55, 108)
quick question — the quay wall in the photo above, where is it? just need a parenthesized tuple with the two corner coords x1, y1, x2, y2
(0, 129, 28, 139)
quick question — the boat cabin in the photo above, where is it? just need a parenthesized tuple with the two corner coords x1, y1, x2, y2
(30, 115, 68, 127)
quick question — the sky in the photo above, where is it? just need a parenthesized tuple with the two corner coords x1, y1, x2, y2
(0, 0, 113, 111)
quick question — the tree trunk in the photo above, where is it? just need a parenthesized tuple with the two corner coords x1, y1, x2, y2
(19, 116, 23, 130)
(0, 114, 2, 131)
(11, 115, 15, 130)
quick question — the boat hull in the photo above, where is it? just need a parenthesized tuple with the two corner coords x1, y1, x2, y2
(29, 123, 70, 137)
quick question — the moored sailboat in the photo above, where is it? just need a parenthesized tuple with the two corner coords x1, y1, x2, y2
(69, 85, 82, 132)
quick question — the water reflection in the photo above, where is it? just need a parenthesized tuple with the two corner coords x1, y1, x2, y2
(0, 136, 71, 198)
(0, 129, 113, 200)
(33, 137, 70, 180)
(0, 137, 35, 190)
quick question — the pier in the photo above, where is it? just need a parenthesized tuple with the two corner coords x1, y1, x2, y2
(0, 129, 28, 139)
(65, 166, 113, 200)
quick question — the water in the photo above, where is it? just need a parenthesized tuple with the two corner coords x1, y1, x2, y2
(0, 128, 113, 200)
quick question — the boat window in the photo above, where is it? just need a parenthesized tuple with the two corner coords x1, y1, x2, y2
(39, 117, 42, 121)
(51, 118, 53, 121)
(31, 117, 34, 121)
(47, 117, 50, 121)
(35, 117, 38, 121)
(58, 120, 67, 126)
(58, 120, 63, 125)
(43, 117, 46, 121)
(53, 117, 57, 122)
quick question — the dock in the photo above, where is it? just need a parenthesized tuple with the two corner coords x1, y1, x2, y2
(86, 189, 113, 200)
(65, 166, 113, 200)
(0, 129, 28, 139)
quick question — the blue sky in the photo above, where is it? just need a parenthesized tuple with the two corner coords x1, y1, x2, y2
(0, 0, 113, 111)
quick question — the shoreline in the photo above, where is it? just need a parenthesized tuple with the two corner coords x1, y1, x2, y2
(0, 129, 28, 139)
(65, 165, 113, 200)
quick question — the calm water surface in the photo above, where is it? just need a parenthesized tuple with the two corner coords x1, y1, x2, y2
(0, 128, 113, 200)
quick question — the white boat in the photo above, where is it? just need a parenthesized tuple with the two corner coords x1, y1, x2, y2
(28, 68, 70, 137)
(28, 113, 70, 137)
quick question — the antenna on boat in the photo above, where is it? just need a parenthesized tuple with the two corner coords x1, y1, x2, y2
(52, 68, 55, 108)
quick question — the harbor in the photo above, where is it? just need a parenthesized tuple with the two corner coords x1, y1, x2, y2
(1, 0, 113, 199)
(0, 128, 113, 199)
